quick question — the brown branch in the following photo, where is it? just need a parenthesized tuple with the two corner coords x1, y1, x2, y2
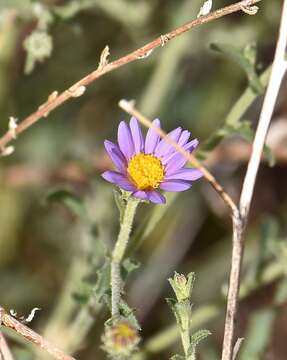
(117, 4, 285, 360)
(0, 0, 260, 153)
(119, 7, 287, 352)
(118, 99, 238, 214)
(0, 307, 76, 360)
(0, 332, 14, 360)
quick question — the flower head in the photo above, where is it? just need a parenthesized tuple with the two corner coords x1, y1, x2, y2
(102, 117, 202, 204)
(102, 320, 140, 358)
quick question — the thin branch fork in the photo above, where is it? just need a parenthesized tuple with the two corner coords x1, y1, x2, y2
(0, 0, 265, 359)
(0, 0, 260, 153)
(120, 0, 287, 351)
(0, 307, 76, 360)
(221, 0, 287, 359)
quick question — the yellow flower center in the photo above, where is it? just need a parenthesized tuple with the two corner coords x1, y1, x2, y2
(127, 153, 164, 190)
(116, 323, 137, 339)
(110, 322, 140, 350)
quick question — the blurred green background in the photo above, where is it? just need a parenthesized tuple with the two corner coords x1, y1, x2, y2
(0, 0, 287, 359)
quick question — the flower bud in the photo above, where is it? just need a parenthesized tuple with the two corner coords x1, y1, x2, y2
(168, 272, 195, 302)
(102, 320, 140, 358)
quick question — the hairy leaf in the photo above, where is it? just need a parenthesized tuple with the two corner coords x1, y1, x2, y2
(93, 260, 111, 304)
(113, 188, 126, 223)
(200, 120, 275, 167)
(210, 42, 264, 94)
(119, 300, 141, 330)
(166, 298, 182, 327)
(188, 329, 211, 360)
(122, 258, 140, 282)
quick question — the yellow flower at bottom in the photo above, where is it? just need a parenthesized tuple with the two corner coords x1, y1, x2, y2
(102, 320, 140, 358)
(127, 153, 164, 190)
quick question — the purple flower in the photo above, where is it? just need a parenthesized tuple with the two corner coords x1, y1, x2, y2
(102, 117, 202, 204)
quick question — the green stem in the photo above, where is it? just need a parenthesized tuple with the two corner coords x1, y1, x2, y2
(132, 305, 218, 360)
(201, 66, 271, 153)
(111, 196, 140, 316)
(181, 309, 191, 357)
(132, 261, 284, 360)
(225, 67, 271, 126)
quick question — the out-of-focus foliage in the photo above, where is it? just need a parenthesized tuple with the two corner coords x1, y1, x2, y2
(0, 0, 286, 359)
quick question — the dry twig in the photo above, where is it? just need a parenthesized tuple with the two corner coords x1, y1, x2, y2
(0, 0, 260, 154)
(0, 307, 76, 360)
(0, 1, 271, 359)
(221, 1, 287, 359)
(119, 9, 287, 350)
(120, 4, 287, 359)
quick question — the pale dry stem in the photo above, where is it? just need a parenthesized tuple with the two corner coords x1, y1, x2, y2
(0, 307, 76, 360)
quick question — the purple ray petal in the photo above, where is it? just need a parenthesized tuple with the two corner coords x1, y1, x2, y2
(165, 168, 203, 181)
(102, 171, 136, 191)
(104, 140, 127, 173)
(118, 121, 135, 160)
(147, 190, 166, 204)
(145, 118, 161, 154)
(160, 180, 192, 192)
(165, 139, 199, 175)
(154, 127, 182, 158)
(130, 117, 144, 154)
(132, 190, 149, 201)
(178, 130, 190, 146)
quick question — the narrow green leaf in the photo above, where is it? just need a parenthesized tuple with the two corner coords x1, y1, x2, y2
(200, 129, 227, 153)
(232, 121, 275, 166)
(246, 218, 280, 286)
(93, 259, 111, 304)
(188, 330, 211, 360)
(243, 42, 257, 67)
(202, 119, 275, 167)
(119, 300, 141, 330)
(210, 42, 264, 94)
(166, 298, 181, 326)
(47, 189, 86, 217)
(189, 329, 211, 349)
(229, 121, 254, 141)
(186, 273, 196, 298)
(263, 145, 276, 167)
(122, 258, 140, 281)
(127, 192, 177, 255)
(113, 188, 126, 223)
(72, 291, 91, 305)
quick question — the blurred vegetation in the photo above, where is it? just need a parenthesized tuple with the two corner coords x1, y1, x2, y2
(0, 0, 286, 359)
